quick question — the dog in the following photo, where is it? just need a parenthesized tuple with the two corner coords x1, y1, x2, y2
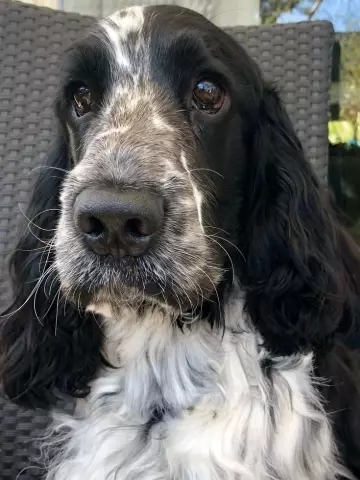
(2, 5, 360, 480)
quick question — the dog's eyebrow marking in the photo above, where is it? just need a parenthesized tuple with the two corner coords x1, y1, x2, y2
(180, 151, 204, 233)
(100, 7, 145, 70)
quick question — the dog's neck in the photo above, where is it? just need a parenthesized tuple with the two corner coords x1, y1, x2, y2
(61, 288, 346, 480)
(91, 289, 299, 420)
(86, 287, 258, 417)
(99, 301, 237, 418)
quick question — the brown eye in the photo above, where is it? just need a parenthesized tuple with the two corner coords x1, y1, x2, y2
(192, 80, 225, 113)
(73, 85, 92, 117)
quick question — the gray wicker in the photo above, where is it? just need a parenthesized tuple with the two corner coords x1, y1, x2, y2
(0, 1, 334, 478)
(227, 21, 334, 184)
(0, 2, 92, 478)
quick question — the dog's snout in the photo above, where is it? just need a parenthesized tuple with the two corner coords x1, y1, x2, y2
(74, 188, 164, 257)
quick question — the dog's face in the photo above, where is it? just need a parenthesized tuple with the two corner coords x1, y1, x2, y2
(55, 6, 258, 312)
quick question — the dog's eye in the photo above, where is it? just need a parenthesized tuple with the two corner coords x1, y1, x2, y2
(192, 80, 225, 113)
(73, 85, 92, 117)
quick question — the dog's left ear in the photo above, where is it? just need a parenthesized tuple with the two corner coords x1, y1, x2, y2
(0, 137, 103, 409)
(239, 84, 360, 355)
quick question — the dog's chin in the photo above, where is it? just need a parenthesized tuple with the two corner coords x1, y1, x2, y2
(57, 253, 221, 317)
(85, 296, 179, 320)
(56, 241, 224, 317)
(61, 277, 202, 319)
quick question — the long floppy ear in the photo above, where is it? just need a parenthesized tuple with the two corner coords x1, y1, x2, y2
(0, 136, 103, 408)
(240, 85, 360, 355)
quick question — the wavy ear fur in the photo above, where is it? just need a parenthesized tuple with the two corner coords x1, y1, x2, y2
(0, 136, 103, 408)
(239, 85, 360, 355)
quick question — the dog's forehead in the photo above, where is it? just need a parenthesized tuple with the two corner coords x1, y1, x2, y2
(98, 5, 211, 73)
(106, 6, 145, 39)
(98, 6, 145, 71)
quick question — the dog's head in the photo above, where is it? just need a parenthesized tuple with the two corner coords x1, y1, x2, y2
(2, 6, 360, 407)
(55, 6, 255, 313)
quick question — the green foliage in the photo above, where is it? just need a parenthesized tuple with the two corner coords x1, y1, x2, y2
(260, 0, 303, 24)
(259, 0, 324, 24)
(338, 32, 360, 125)
(259, 1, 359, 129)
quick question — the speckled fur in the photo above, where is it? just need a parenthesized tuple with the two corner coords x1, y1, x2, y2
(45, 287, 347, 480)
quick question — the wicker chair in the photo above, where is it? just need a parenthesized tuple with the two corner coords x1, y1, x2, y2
(0, 0, 334, 477)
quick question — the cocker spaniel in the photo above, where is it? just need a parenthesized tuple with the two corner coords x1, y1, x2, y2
(2, 5, 360, 480)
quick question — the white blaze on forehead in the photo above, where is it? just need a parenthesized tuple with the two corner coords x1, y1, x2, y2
(109, 6, 145, 37)
(180, 151, 204, 233)
(100, 6, 145, 69)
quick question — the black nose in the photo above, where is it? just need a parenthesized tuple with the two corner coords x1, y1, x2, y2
(74, 188, 164, 258)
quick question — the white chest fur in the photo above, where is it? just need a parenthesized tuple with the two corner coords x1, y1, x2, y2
(45, 298, 346, 480)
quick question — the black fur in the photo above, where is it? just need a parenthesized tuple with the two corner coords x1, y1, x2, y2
(1, 5, 360, 477)
(0, 137, 103, 408)
(239, 86, 360, 354)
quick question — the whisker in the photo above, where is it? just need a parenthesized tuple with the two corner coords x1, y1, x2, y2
(187, 168, 224, 179)
(18, 203, 57, 233)
(12, 245, 49, 254)
(26, 225, 54, 246)
(54, 287, 62, 336)
(169, 258, 203, 311)
(193, 264, 222, 317)
(33, 267, 58, 325)
(40, 279, 62, 323)
(207, 233, 246, 263)
(0, 267, 52, 320)
(44, 263, 59, 298)
(203, 225, 231, 236)
(40, 237, 55, 278)
(29, 165, 69, 175)
(31, 208, 60, 219)
(204, 234, 235, 286)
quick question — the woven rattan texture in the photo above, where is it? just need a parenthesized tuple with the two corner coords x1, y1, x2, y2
(228, 21, 334, 184)
(0, 0, 93, 309)
(0, 397, 75, 479)
(0, 2, 91, 479)
(0, 1, 333, 478)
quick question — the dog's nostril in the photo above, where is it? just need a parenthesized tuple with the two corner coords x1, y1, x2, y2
(80, 215, 105, 238)
(124, 218, 153, 238)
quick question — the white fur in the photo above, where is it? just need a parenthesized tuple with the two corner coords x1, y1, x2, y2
(100, 7, 145, 70)
(44, 288, 347, 480)
(110, 7, 145, 39)
(152, 113, 175, 132)
(180, 151, 204, 233)
(100, 20, 131, 70)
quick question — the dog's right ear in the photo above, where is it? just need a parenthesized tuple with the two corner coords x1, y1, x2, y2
(237, 83, 360, 356)
(0, 135, 103, 409)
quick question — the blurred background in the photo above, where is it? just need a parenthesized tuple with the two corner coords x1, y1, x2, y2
(17, 0, 360, 243)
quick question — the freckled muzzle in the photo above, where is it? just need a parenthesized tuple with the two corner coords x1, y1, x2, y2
(55, 81, 224, 311)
